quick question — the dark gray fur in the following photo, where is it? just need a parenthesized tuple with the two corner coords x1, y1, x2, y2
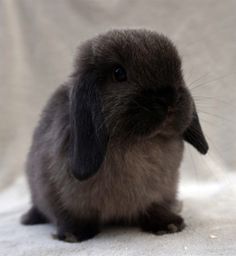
(21, 29, 208, 242)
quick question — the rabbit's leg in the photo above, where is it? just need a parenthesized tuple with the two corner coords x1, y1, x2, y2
(21, 206, 49, 225)
(139, 203, 185, 234)
(54, 214, 101, 242)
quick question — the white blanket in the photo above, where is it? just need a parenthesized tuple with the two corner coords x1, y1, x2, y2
(1, 0, 236, 255)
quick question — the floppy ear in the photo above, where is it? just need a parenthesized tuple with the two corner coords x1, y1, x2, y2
(183, 106, 209, 154)
(70, 70, 108, 180)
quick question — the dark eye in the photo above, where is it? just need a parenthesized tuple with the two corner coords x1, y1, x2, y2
(113, 65, 127, 82)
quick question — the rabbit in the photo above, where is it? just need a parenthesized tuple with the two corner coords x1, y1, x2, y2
(21, 29, 209, 242)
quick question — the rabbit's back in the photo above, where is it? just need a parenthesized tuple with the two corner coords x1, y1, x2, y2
(25, 84, 71, 223)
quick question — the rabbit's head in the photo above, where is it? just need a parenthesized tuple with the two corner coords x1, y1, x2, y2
(70, 29, 208, 180)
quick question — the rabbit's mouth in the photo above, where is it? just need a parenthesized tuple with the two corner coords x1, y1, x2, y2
(124, 95, 192, 140)
(145, 109, 181, 139)
(118, 87, 180, 137)
(105, 86, 193, 140)
(110, 105, 178, 140)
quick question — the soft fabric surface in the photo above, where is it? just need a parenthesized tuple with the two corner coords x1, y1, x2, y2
(0, 0, 236, 255)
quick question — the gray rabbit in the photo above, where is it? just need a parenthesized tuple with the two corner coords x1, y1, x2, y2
(21, 29, 208, 242)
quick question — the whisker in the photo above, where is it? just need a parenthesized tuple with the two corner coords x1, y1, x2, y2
(204, 133, 222, 158)
(190, 73, 234, 91)
(131, 99, 152, 113)
(199, 110, 233, 123)
(187, 72, 211, 89)
(193, 96, 231, 105)
(188, 146, 200, 182)
(199, 117, 221, 127)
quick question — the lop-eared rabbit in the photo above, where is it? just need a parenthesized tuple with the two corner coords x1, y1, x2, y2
(21, 29, 208, 242)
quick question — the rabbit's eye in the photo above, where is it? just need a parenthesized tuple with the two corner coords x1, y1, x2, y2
(113, 66, 127, 82)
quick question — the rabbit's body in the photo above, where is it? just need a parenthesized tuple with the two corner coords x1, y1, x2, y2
(22, 29, 208, 242)
(26, 84, 183, 224)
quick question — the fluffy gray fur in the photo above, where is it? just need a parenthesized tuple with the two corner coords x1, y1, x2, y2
(22, 29, 208, 242)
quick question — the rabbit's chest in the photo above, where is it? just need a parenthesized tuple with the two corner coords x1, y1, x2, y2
(94, 167, 165, 221)
(82, 139, 183, 221)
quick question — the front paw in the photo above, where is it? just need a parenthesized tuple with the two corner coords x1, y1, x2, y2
(139, 203, 185, 235)
(152, 215, 185, 235)
(53, 229, 99, 243)
(54, 218, 100, 242)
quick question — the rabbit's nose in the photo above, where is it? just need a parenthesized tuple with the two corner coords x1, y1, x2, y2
(155, 86, 178, 107)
